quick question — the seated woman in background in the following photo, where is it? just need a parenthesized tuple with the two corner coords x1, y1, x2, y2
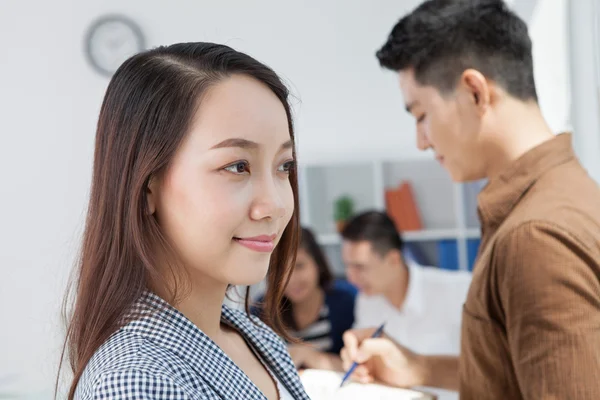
(253, 227, 357, 371)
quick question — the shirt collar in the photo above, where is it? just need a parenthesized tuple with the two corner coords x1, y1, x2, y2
(478, 132, 576, 231)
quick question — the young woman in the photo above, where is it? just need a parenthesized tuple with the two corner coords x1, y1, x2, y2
(61, 42, 310, 400)
(253, 227, 357, 372)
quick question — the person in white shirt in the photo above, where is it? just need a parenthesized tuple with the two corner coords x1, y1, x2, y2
(339, 211, 471, 400)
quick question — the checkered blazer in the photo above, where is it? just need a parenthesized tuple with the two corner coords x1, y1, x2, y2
(74, 291, 311, 399)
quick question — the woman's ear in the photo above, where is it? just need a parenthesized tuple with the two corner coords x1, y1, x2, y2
(146, 176, 158, 215)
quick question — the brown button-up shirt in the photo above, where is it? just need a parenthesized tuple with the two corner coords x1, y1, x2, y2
(459, 133, 600, 399)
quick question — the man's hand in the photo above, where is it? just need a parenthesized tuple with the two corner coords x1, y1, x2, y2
(340, 327, 427, 388)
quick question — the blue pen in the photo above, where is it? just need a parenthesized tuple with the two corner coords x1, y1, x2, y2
(339, 322, 386, 388)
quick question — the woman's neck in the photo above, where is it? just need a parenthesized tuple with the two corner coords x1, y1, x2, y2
(171, 272, 229, 339)
(293, 287, 325, 330)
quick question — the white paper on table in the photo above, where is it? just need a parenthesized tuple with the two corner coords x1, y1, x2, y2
(299, 369, 437, 400)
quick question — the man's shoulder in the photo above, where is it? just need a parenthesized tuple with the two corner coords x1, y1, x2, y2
(488, 159, 600, 260)
(415, 263, 471, 280)
(355, 292, 388, 309)
(410, 264, 471, 314)
(514, 165, 600, 242)
(484, 218, 600, 302)
(412, 263, 472, 293)
(494, 216, 600, 260)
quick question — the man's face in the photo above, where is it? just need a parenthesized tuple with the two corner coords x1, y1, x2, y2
(341, 240, 396, 296)
(398, 68, 487, 182)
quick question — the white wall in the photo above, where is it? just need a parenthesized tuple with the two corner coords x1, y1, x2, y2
(527, 0, 571, 135)
(0, 0, 581, 397)
(568, 0, 600, 183)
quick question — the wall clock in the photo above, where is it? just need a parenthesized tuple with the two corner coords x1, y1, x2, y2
(84, 14, 145, 77)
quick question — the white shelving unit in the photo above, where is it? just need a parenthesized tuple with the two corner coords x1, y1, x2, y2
(297, 158, 486, 272)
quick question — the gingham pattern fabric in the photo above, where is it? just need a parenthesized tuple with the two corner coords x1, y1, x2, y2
(74, 291, 311, 399)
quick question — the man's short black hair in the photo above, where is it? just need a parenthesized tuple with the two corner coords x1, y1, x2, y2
(340, 211, 404, 258)
(376, 0, 537, 101)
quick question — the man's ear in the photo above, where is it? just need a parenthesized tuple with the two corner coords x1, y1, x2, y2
(146, 176, 158, 215)
(461, 68, 490, 115)
(385, 248, 403, 267)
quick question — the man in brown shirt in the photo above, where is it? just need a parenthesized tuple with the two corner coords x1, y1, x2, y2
(460, 133, 600, 399)
(340, 0, 600, 398)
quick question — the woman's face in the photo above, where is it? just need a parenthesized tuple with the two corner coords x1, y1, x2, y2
(284, 248, 321, 304)
(149, 74, 295, 287)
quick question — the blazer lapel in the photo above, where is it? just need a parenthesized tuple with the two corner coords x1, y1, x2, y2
(123, 292, 267, 400)
(222, 306, 311, 400)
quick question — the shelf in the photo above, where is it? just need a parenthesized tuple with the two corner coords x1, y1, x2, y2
(463, 228, 481, 238)
(299, 158, 485, 271)
(317, 228, 480, 246)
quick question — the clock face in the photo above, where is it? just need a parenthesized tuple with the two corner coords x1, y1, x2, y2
(85, 15, 145, 77)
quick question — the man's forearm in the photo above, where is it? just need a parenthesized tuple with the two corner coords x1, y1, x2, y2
(420, 355, 460, 391)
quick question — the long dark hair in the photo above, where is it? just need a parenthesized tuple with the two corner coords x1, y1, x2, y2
(58, 42, 300, 399)
(281, 227, 333, 330)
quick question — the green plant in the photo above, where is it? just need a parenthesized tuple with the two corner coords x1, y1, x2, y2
(334, 195, 354, 222)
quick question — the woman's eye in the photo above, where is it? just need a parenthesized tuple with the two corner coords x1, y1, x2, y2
(278, 160, 296, 174)
(224, 161, 250, 174)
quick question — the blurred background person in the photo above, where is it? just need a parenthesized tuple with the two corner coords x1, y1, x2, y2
(253, 227, 357, 371)
(340, 210, 471, 400)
